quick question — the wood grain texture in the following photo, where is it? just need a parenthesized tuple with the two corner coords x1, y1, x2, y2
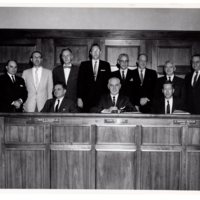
(51, 125, 90, 144)
(142, 126, 182, 145)
(5, 125, 45, 144)
(96, 151, 136, 189)
(5, 150, 45, 188)
(140, 151, 181, 190)
(186, 152, 200, 190)
(96, 126, 136, 144)
(51, 150, 91, 189)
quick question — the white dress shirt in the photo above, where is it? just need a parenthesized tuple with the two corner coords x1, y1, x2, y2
(138, 68, 146, 79)
(32, 66, 42, 88)
(120, 68, 128, 79)
(54, 96, 64, 111)
(63, 64, 72, 85)
(7, 73, 15, 82)
(191, 70, 200, 86)
(165, 97, 173, 114)
(110, 94, 119, 106)
(92, 59, 99, 72)
(167, 74, 174, 82)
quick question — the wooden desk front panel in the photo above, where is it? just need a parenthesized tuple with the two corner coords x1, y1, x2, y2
(0, 114, 200, 189)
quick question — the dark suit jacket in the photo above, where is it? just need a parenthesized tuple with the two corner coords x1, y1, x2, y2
(132, 68, 157, 113)
(52, 64, 79, 103)
(152, 97, 185, 114)
(154, 75, 186, 107)
(111, 69, 134, 100)
(77, 60, 111, 112)
(41, 97, 78, 113)
(90, 93, 136, 113)
(0, 73, 27, 112)
(185, 71, 200, 114)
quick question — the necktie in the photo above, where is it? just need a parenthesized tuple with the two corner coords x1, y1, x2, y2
(55, 99, 60, 112)
(93, 61, 98, 80)
(35, 68, 39, 87)
(140, 69, 144, 85)
(112, 96, 116, 106)
(11, 75, 15, 83)
(122, 70, 125, 80)
(166, 100, 170, 114)
(168, 76, 171, 82)
(193, 71, 198, 87)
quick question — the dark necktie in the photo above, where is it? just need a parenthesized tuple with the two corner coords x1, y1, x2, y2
(122, 70, 125, 80)
(193, 71, 198, 87)
(140, 69, 144, 85)
(168, 76, 171, 82)
(166, 100, 170, 114)
(55, 99, 60, 112)
(11, 75, 15, 83)
(112, 96, 116, 106)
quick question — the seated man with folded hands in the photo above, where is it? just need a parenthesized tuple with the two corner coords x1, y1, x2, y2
(90, 77, 136, 113)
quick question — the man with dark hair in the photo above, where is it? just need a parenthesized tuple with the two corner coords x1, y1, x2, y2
(0, 60, 27, 112)
(111, 53, 134, 101)
(41, 82, 78, 113)
(132, 53, 157, 113)
(53, 48, 79, 103)
(185, 54, 200, 114)
(152, 81, 185, 114)
(154, 60, 186, 107)
(22, 51, 53, 112)
(77, 43, 111, 112)
(90, 77, 136, 113)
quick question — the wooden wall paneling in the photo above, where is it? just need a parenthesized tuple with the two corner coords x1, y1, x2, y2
(104, 40, 140, 71)
(140, 151, 181, 190)
(140, 125, 182, 189)
(4, 122, 50, 188)
(186, 126, 200, 190)
(41, 39, 55, 70)
(154, 40, 193, 76)
(191, 41, 200, 55)
(50, 124, 92, 189)
(0, 117, 5, 188)
(95, 125, 137, 189)
(0, 39, 38, 74)
(54, 39, 91, 68)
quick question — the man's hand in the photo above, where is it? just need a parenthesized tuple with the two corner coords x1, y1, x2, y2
(77, 98, 83, 108)
(12, 99, 22, 109)
(140, 97, 150, 106)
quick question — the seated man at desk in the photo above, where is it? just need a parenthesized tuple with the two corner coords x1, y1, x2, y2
(90, 77, 136, 113)
(152, 80, 186, 114)
(41, 82, 78, 113)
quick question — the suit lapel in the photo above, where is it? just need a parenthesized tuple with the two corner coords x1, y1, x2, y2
(50, 99, 56, 112)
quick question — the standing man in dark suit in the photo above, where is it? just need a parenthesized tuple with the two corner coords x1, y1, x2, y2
(154, 60, 186, 107)
(41, 82, 78, 113)
(77, 43, 111, 112)
(90, 77, 136, 113)
(152, 81, 185, 114)
(185, 54, 200, 114)
(132, 53, 157, 113)
(111, 53, 134, 102)
(0, 60, 27, 112)
(53, 48, 79, 103)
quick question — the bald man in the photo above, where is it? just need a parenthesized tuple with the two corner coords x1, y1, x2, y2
(90, 77, 136, 113)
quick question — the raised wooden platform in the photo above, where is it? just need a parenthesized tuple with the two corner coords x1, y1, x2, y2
(0, 113, 200, 189)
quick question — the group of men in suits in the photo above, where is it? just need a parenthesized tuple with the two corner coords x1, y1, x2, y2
(1, 43, 200, 115)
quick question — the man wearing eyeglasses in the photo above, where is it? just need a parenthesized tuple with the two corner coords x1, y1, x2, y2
(185, 54, 200, 114)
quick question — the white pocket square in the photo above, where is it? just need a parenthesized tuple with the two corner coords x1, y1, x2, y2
(20, 85, 24, 87)
(129, 78, 134, 81)
(100, 69, 106, 71)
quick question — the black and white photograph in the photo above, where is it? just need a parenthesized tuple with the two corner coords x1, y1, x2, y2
(0, 0, 200, 199)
